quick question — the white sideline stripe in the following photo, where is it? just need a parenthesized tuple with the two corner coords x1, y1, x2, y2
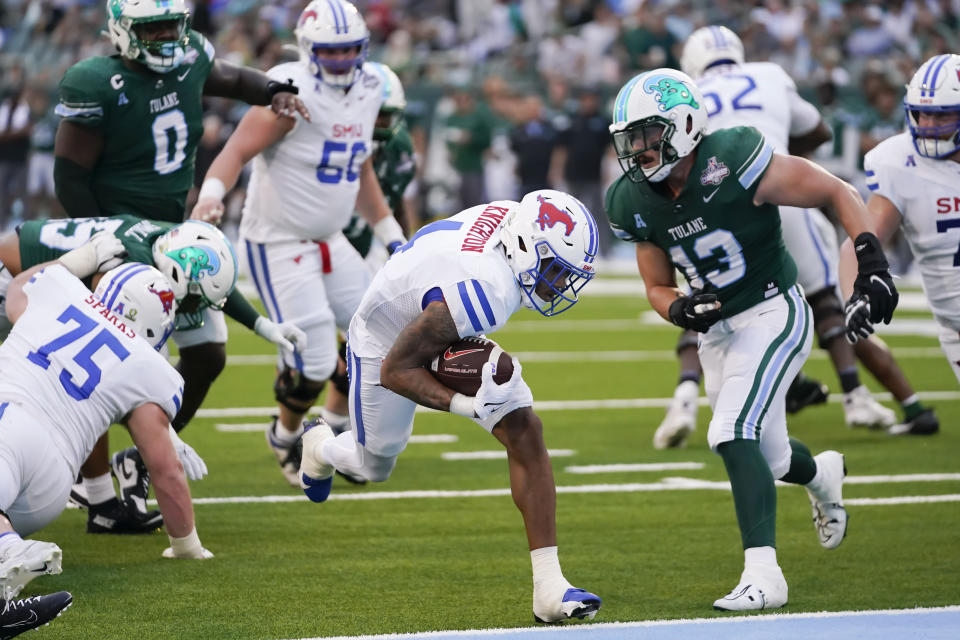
(225, 346, 948, 366)
(565, 462, 706, 473)
(212, 424, 458, 443)
(639, 311, 943, 336)
(197, 390, 960, 419)
(284, 605, 960, 640)
(442, 449, 575, 460)
(846, 494, 960, 506)
(409, 434, 458, 443)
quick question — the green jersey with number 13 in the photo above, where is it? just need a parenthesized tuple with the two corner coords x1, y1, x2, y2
(605, 126, 797, 318)
(56, 30, 215, 223)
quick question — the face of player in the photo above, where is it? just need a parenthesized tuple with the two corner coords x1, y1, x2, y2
(135, 18, 182, 43)
(616, 122, 668, 173)
(313, 45, 362, 76)
(178, 293, 202, 315)
(916, 111, 960, 137)
(534, 258, 567, 301)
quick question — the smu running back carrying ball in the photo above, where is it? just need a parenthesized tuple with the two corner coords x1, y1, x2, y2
(430, 337, 514, 395)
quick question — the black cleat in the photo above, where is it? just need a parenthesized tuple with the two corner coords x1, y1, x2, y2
(888, 408, 940, 436)
(87, 498, 162, 534)
(111, 447, 151, 516)
(785, 374, 829, 414)
(0, 591, 72, 639)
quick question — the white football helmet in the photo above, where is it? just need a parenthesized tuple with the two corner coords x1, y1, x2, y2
(93, 263, 177, 350)
(499, 190, 598, 317)
(106, 0, 191, 74)
(295, 0, 369, 88)
(609, 68, 707, 183)
(680, 25, 744, 80)
(370, 62, 406, 141)
(904, 54, 960, 159)
(151, 221, 238, 311)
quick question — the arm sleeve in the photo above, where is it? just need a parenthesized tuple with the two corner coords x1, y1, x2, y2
(221, 288, 261, 331)
(439, 278, 511, 338)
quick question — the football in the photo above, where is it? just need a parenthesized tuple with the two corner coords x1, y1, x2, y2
(429, 336, 514, 396)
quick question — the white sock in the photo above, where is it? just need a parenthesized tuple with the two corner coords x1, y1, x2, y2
(272, 420, 304, 446)
(0, 531, 23, 556)
(744, 546, 778, 571)
(531, 546, 571, 592)
(320, 408, 350, 432)
(84, 472, 116, 505)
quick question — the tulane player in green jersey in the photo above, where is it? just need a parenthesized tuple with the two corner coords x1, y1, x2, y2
(606, 69, 899, 611)
(54, 0, 309, 223)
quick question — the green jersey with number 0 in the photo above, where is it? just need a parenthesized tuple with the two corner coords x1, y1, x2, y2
(56, 30, 215, 223)
(605, 126, 797, 318)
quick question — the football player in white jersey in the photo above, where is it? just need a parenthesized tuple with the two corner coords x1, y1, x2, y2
(1, 252, 213, 608)
(190, 0, 405, 487)
(841, 54, 960, 420)
(297, 190, 602, 623)
(651, 25, 936, 448)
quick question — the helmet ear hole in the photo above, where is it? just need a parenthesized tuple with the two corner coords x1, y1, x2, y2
(518, 237, 527, 252)
(686, 115, 693, 134)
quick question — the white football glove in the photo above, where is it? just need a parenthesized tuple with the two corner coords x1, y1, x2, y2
(169, 425, 207, 481)
(161, 528, 214, 559)
(254, 316, 307, 353)
(58, 231, 127, 278)
(473, 358, 533, 429)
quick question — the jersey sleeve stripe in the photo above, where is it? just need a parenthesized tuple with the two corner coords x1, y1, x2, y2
(54, 104, 103, 119)
(738, 142, 773, 189)
(736, 137, 765, 175)
(864, 170, 875, 177)
(457, 280, 483, 332)
(202, 34, 215, 61)
(866, 183, 879, 191)
(470, 280, 497, 327)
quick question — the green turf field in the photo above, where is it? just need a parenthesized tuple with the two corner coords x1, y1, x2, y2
(28, 286, 960, 639)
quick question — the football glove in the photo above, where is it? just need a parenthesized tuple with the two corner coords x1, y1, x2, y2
(254, 316, 308, 353)
(473, 358, 533, 429)
(169, 425, 207, 481)
(58, 231, 127, 278)
(843, 295, 874, 344)
(668, 290, 722, 333)
(851, 232, 898, 324)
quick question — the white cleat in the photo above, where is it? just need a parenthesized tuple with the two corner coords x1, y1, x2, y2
(842, 386, 895, 430)
(265, 417, 302, 487)
(0, 539, 63, 601)
(653, 380, 699, 450)
(299, 418, 336, 503)
(713, 565, 788, 611)
(807, 450, 848, 550)
(533, 585, 602, 623)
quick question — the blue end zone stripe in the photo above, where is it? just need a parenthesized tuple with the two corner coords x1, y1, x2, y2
(471, 280, 496, 327)
(738, 142, 773, 189)
(929, 55, 950, 98)
(614, 74, 644, 124)
(458, 281, 482, 332)
(256, 243, 284, 323)
(105, 264, 150, 310)
(351, 351, 365, 445)
(326, 0, 342, 33)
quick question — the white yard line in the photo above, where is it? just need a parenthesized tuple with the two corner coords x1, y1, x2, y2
(565, 463, 706, 473)
(441, 449, 575, 461)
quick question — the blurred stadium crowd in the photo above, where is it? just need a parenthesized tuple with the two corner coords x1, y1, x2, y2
(0, 0, 957, 261)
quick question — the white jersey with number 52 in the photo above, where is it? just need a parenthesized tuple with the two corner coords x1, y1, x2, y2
(864, 133, 960, 331)
(697, 61, 821, 153)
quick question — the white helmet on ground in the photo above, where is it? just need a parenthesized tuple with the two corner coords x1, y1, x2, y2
(370, 62, 406, 141)
(106, 0, 191, 74)
(609, 68, 707, 183)
(93, 263, 177, 350)
(295, 0, 370, 88)
(151, 221, 238, 310)
(680, 25, 744, 79)
(499, 190, 598, 317)
(904, 54, 960, 159)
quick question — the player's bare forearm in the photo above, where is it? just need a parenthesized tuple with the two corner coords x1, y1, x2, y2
(204, 60, 309, 120)
(356, 158, 393, 226)
(788, 120, 832, 157)
(127, 403, 195, 538)
(5, 262, 53, 322)
(381, 300, 462, 411)
(635, 242, 681, 321)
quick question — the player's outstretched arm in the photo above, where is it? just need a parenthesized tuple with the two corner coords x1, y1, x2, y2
(380, 300, 466, 412)
(127, 403, 212, 559)
(53, 120, 104, 217)
(203, 59, 310, 121)
(192, 105, 296, 224)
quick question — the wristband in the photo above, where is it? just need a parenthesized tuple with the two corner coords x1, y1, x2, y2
(198, 177, 226, 202)
(168, 527, 203, 558)
(449, 393, 475, 418)
(373, 216, 406, 250)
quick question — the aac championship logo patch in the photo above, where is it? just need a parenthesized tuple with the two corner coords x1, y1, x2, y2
(700, 156, 730, 186)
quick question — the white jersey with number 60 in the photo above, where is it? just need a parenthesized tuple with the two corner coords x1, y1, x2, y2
(0, 265, 183, 475)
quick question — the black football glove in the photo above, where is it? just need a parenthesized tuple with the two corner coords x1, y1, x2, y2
(843, 294, 874, 344)
(668, 290, 722, 333)
(851, 232, 898, 324)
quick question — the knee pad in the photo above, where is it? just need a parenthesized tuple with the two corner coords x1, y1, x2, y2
(274, 367, 325, 414)
(676, 330, 699, 354)
(808, 288, 845, 349)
